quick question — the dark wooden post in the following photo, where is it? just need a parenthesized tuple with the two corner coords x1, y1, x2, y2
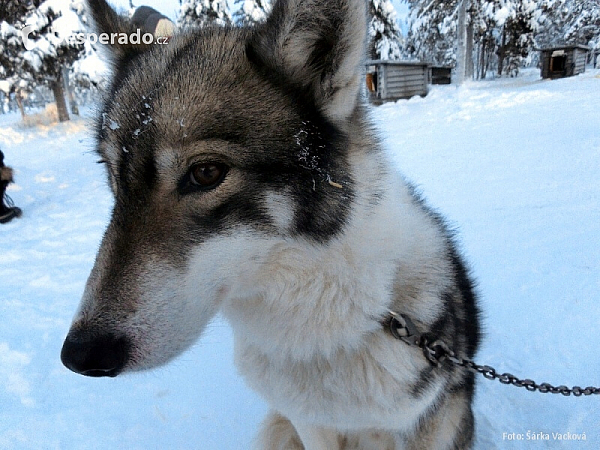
(51, 70, 70, 122)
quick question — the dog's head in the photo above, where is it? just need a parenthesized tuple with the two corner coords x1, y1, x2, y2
(61, 0, 368, 376)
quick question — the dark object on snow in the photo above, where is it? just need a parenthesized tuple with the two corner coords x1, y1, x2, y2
(365, 60, 430, 105)
(0, 149, 22, 224)
(431, 66, 452, 85)
(131, 5, 175, 37)
(539, 45, 589, 80)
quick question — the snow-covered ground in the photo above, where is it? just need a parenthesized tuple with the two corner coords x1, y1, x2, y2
(1, 68, 599, 449)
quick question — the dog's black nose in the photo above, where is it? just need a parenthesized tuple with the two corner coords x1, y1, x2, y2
(61, 331, 129, 377)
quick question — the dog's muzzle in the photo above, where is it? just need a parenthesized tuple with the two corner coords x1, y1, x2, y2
(61, 330, 130, 377)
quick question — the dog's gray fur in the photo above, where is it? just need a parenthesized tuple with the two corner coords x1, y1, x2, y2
(61, 1, 481, 448)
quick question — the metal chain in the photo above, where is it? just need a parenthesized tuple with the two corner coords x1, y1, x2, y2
(386, 311, 600, 397)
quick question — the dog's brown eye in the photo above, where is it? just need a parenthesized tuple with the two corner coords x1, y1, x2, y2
(189, 163, 228, 189)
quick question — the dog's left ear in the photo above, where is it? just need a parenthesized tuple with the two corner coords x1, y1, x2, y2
(248, 0, 367, 123)
(87, 0, 152, 62)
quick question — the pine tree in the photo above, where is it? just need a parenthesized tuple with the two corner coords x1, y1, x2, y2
(0, 20, 28, 116)
(0, 0, 34, 23)
(233, 0, 271, 26)
(534, 0, 600, 52)
(471, 0, 501, 79)
(490, 0, 536, 76)
(64, 0, 101, 115)
(0, 1, 44, 117)
(563, 0, 600, 46)
(469, 0, 538, 78)
(178, 0, 232, 28)
(534, 0, 570, 47)
(369, 0, 404, 60)
(0, 13, 23, 91)
(406, 0, 459, 66)
(19, 0, 86, 121)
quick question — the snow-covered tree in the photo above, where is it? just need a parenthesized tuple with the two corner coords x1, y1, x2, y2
(533, 0, 599, 48)
(0, 1, 43, 117)
(563, 0, 600, 46)
(486, 0, 536, 76)
(16, 0, 87, 121)
(0, 0, 103, 117)
(533, 0, 569, 47)
(0, 18, 24, 96)
(471, 1, 502, 79)
(0, 0, 34, 24)
(178, 0, 232, 28)
(66, 2, 106, 113)
(233, 0, 271, 26)
(406, 0, 459, 66)
(369, 0, 404, 60)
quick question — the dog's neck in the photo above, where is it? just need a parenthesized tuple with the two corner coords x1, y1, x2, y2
(220, 169, 416, 361)
(221, 236, 396, 361)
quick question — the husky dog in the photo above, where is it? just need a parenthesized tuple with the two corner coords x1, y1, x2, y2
(61, 0, 480, 448)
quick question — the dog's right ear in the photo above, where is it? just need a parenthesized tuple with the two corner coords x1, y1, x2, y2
(248, 0, 367, 124)
(87, 0, 151, 61)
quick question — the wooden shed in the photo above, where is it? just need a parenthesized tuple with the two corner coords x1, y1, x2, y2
(365, 60, 430, 104)
(539, 45, 589, 79)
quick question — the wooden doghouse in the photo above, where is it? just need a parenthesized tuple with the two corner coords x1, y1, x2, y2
(540, 45, 589, 79)
(365, 60, 430, 104)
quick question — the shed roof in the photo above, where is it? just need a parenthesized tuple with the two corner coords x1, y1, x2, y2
(538, 45, 590, 52)
(365, 59, 430, 67)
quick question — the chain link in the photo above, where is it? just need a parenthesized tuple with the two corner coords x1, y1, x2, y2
(386, 311, 600, 397)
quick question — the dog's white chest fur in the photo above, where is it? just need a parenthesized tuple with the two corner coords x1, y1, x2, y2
(233, 331, 442, 433)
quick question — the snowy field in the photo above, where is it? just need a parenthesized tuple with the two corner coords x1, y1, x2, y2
(1, 68, 599, 449)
